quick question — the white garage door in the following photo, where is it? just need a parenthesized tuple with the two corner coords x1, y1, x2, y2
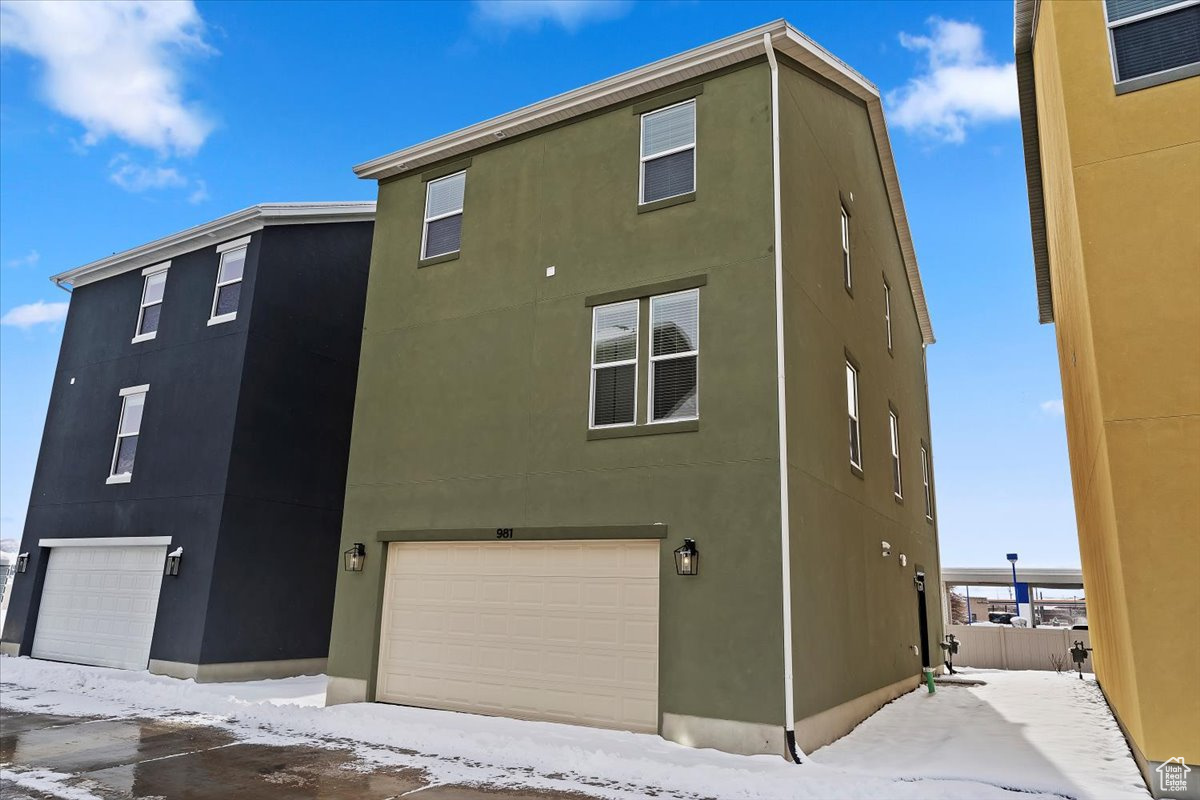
(32, 544, 167, 670)
(377, 540, 659, 732)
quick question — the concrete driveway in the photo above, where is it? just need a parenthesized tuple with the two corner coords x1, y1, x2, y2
(0, 711, 591, 799)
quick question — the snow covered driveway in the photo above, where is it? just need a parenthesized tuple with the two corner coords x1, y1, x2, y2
(0, 657, 1147, 799)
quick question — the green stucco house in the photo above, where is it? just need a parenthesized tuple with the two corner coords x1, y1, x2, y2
(326, 20, 942, 759)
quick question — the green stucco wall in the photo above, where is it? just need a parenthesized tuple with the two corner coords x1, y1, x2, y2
(328, 62, 787, 728)
(777, 59, 943, 724)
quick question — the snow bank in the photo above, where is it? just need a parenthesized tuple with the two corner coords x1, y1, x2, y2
(1, 657, 1130, 800)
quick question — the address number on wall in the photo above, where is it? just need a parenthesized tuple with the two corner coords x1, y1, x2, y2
(496, 528, 514, 539)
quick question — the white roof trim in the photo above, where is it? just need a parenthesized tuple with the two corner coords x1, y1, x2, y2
(38, 536, 172, 548)
(352, 21, 933, 343)
(52, 202, 375, 289)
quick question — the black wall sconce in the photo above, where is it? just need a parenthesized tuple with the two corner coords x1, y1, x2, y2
(673, 539, 699, 576)
(344, 542, 366, 572)
(15, 552, 29, 574)
(164, 546, 183, 577)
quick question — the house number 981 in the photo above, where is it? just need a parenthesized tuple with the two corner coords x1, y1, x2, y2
(496, 528, 514, 539)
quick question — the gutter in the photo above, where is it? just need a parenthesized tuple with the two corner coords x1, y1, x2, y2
(763, 32, 803, 765)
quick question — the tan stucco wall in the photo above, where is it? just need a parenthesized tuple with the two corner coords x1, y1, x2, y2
(1032, 0, 1200, 766)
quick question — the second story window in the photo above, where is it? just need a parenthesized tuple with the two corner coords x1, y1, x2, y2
(423, 171, 466, 259)
(590, 300, 639, 428)
(1106, 0, 1200, 92)
(108, 385, 148, 484)
(841, 205, 852, 291)
(209, 241, 246, 325)
(640, 100, 695, 204)
(884, 278, 893, 352)
(846, 361, 862, 470)
(921, 444, 933, 520)
(889, 408, 903, 500)
(650, 289, 699, 422)
(133, 264, 169, 342)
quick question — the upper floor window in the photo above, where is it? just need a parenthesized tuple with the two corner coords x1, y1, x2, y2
(649, 289, 699, 422)
(1106, 0, 1200, 93)
(640, 100, 695, 204)
(921, 443, 933, 521)
(108, 385, 148, 484)
(209, 239, 247, 325)
(590, 300, 639, 428)
(133, 264, 169, 343)
(841, 206, 852, 292)
(889, 408, 903, 500)
(846, 361, 862, 470)
(884, 278, 893, 352)
(423, 171, 466, 259)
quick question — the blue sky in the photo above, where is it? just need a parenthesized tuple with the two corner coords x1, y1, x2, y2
(0, 1, 1076, 568)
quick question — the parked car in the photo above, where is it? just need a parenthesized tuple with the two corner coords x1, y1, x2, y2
(989, 612, 1016, 625)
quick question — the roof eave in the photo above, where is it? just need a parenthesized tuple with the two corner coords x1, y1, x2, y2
(51, 202, 376, 289)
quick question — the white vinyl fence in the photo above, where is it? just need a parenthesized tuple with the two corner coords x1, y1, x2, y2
(946, 625, 1094, 673)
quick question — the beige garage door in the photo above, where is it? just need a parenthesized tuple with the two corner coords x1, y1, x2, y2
(377, 539, 659, 732)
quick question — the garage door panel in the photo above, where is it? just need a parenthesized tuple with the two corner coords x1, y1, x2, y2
(32, 544, 166, 671)
(377, 540, 659, 732)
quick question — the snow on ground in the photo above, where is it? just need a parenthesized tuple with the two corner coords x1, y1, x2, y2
(0, 656, 1145, 800)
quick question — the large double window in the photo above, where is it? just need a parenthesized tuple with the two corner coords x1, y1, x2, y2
(107, 385, 148, 484)
(640, 100, 696, 205)
(422, 171, 466, 259)
(590, 288, 700, 429)
(1106, 0, 1200, 92)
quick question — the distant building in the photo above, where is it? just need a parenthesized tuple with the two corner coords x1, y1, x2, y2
(1014, 0, 1199, 793)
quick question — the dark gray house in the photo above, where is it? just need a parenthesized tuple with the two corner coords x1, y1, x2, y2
(0, 202, 374, 682)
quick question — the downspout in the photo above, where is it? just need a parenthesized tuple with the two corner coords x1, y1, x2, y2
(763, 32, 802, 765)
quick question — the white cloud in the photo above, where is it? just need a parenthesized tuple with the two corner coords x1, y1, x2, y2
(0, 0, 214, 155)
(188, 178, 209, 205)
(108, 155, 188, 192)
(1040, 399, 1064, 417)
(5, 250, 40, 268)
(1, 300, 69, 329)
(473, 0, 631, 32)
(887, 17, 1018, 143)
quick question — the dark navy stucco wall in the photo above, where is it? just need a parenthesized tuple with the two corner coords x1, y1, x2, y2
(2, 221, 372, 669)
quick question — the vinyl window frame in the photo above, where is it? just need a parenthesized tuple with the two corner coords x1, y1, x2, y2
(889, 406, 904, 501)
(638, 99, 697, 206)
(132, 262, 170, 344)
(588, 299, 640, 430)
(647, 288, 700, 424)
(840, 205, 852, 293)
(920, 442, 934, 521)
(846, 360, 863, 473)
(420, 170, 466, 260)
(1104, 0, 1200, 94)
(208, 237, 248, 326)
(107, 385, 148, 485)
(883, 277, 893, 354)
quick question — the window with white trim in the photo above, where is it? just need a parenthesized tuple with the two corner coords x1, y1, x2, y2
(847, 361, 862, 470)
(841, 206, 852, 291)
(134, 266, 168, 341)
(921, 444, 933, 520)
(422, 171, 466, 259)
(649, 289, 699, 422)
(590, 300, 639, 427)
(889, 408, 903, 499)
(1105, 0, 1200, 90)
(209, 245, 246, 324)
(640, 100, 695, 204)
(884, 278, 893, 352)
(109, 386, 147, 483)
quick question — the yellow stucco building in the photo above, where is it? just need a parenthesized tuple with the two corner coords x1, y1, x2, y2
(1014, 1, 1199, 796)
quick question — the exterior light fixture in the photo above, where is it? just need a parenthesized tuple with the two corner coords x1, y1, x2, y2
(673, 539, 699, 576)
(164, 546, 183, 577)
(16, 552, 29, 574)
(344, 542, 366, 572)
(881, 541, 891, 557)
